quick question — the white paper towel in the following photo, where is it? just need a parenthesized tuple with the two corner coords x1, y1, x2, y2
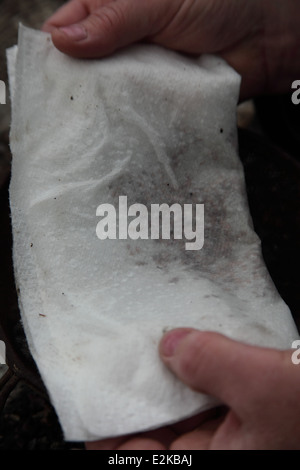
(7, 25, 299, 441)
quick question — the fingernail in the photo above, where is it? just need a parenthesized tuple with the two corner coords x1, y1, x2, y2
(58, 24, 87, 41)
(160, 329, 191, 357)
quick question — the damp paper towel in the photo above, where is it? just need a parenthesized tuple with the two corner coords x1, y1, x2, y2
(7, 26, 299, 441)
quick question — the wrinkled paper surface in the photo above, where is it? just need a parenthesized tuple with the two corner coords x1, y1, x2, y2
(7, 26, 299, 441)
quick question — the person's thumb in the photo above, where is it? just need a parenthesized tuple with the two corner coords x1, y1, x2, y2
(159, 328, 290, 411)
(49, 0, 166, 58)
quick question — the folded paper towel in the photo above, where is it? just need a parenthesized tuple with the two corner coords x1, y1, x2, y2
(7, 26, 299, 441)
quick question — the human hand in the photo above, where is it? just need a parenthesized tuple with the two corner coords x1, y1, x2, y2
(86, 329, 300, 450)
(43, 0, 300, 100)
(85, 407, 223, 450)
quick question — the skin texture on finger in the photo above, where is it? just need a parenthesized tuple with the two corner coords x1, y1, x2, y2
(42, 0, 90, 32)
(148, 0, 266, 100)
(117, 438, 166, 450)
(170, 429, 213, 450)
(150, 0, 263, 53)
(45, 0, 182, 58)
(169, 408, 219, 435)
(135, 427, 177, 449)
(42, 0, 118, 31)
(160, 329, 300, 449)
(87, 436, 167, 450)
(170, 415, 224, 450)
(45, 0, 262, 56)
(85, 424, 177, 450)
(42, 0, 300, 99)
(159, 329, 287, 412)
(85, 435, 129, 450)
(42, 0, 267, 99)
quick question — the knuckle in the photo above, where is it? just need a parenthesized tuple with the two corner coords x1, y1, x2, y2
(93, 4, 126, 38)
